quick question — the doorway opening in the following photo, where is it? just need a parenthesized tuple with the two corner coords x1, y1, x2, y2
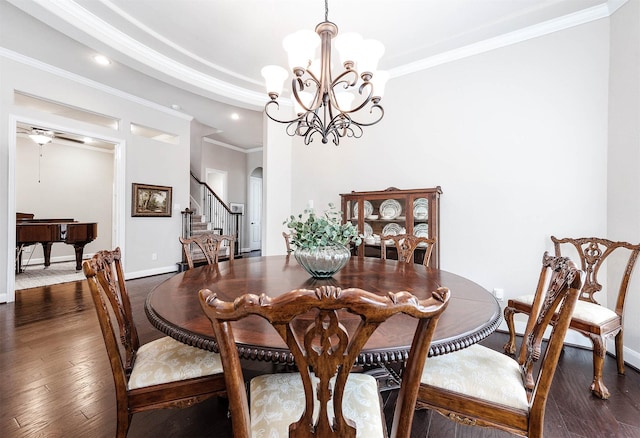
(6, 115, 124, 302)
(249, 167, 263, 253)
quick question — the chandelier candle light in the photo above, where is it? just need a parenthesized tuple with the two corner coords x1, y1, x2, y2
(261, 0, 388, 146)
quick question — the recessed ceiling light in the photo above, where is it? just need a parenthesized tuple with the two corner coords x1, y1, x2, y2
(93, 54, 111, 66)
(231, 113, 240, 120)
(171, 104, 182, 110)
(83, 137, 93, 143)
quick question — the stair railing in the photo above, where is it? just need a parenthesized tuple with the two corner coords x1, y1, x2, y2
(186, 172, 241, 258)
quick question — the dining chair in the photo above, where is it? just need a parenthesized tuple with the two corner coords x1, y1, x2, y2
(417, 253, 582, 438)
(503, 236, 640, 399)
(283, 231, 293, 253)
(209, 233, 236, 261)
(380, 234, 436, 266)
(199, 285, 450, 438)
(83, 248, 226, 437)
(179, 234, 220, 269)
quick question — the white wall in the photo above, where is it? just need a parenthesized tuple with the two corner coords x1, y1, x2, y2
(292, 18, 609, 286)
(608, 0, 640, 360)
(263, 114, 293, 256)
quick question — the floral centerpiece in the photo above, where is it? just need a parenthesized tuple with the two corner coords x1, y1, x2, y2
(284, 203, 361, 278)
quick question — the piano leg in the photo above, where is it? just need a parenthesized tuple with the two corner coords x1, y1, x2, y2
(15, 246, 24, 274)
(73, 243, 88, 271)
(42, 242, 53, 268)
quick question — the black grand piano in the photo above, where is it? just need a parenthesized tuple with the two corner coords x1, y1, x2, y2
(16, 213, 98, 273)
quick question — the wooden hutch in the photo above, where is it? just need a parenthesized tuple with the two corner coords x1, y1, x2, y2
(340, 187, 442, 268)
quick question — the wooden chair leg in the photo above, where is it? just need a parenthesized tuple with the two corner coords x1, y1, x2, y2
(589, 334, 610, 399)
(615, 330, 625, 375)
(116, 407, 132, 438)
(503, 306, 517, 355)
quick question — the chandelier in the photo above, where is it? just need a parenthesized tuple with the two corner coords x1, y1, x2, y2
(261, 0, 388, 146)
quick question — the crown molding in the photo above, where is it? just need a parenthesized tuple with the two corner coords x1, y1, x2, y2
(389, 0, 626, 78)
(203, 136, 263, 154)
(30, 0, 266, 110)
(0, 47, 193, 122)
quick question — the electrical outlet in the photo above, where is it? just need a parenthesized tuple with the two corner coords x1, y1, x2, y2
(492, 288, 504, 302)
(151, 253, 157, 260)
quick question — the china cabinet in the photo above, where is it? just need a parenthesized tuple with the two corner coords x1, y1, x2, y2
(340, 187, 442, 268)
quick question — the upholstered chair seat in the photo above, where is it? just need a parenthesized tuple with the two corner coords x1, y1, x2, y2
(420, 344, 529, 412)
(128, 336, 223, 390)
(509, 294, 617, 326)
(250, 373, 383, 438)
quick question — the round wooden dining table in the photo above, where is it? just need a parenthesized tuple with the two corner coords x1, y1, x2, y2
(145, 255, 501, 366)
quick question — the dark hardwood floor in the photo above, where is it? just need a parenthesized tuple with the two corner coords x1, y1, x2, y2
(2, 270, 640, 437)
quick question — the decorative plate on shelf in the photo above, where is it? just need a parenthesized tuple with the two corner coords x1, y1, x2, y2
(364, 222, 373, 237)
(382, 222, 403, 237)
(413, 223, 429, 238)
(353, 200, 373, 219)
(413, 224, 430, 247)
(413, 198, 429, 220)
(379, 199, 402, 219)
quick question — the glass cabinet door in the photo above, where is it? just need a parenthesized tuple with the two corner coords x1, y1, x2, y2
(340, 187, 441, 268)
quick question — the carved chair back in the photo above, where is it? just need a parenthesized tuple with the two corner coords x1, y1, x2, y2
(199, 285, 450, 438)
(179, 234, 220, 269)
(517, 254, 583, 390)
(209, 234, 236, 262)
(551, 236, 640, 308)
(83, 248, 139, 401)
(381, 234, 436, 266)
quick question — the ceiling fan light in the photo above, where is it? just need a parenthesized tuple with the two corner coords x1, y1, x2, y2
(28, 129, 54, 145)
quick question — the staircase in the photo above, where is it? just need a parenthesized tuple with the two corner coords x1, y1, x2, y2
(178, 172, 242, 270)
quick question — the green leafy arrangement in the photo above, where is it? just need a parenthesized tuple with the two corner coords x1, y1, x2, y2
(284, 203, 362, 250)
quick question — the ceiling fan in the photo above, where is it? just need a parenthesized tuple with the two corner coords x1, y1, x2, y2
(16, 125, 87, 145)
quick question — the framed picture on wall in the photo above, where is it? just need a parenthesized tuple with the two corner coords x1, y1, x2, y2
(230, 203, 244, 215)
(132, 183, 172, 217)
